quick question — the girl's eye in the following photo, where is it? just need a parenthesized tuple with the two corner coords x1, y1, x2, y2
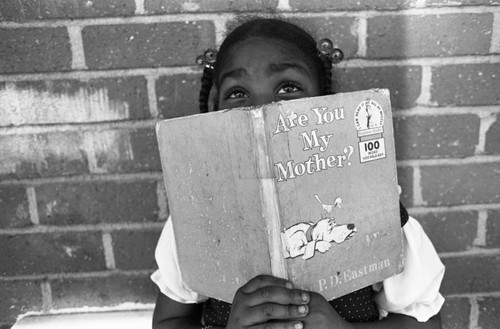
(277, 82, 302, 94)
(225, 88, 248, 100)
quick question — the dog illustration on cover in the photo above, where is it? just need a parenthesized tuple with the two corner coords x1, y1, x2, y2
(282, 194, 357, 260)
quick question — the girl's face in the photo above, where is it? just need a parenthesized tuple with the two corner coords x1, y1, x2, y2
(217, 37, 321, 110)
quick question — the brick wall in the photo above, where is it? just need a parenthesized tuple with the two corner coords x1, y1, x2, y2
(0, 0, 499, 328)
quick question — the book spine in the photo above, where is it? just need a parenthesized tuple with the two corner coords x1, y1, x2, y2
(251, 108, 288, 280)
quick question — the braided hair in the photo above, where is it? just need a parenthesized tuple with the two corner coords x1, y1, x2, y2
(198, 18, 335, 113)
(199, 67, 214, 114)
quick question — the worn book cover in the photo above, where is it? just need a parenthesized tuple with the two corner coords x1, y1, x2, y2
(156, 89, 403, 303)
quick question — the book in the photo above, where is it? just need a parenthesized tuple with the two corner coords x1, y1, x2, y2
(156, 89, 404, 303)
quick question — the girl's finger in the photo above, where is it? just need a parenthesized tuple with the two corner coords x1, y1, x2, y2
(245, 285, 309, 307)
(250, 321, 304, 329)
(240, 275, 294, 294)
(243, 303, 308, 326)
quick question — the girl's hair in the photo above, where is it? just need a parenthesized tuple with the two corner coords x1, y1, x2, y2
(198, 18, 333, 113)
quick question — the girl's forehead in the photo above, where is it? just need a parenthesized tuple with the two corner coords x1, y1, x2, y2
(221, 37, 315, 73)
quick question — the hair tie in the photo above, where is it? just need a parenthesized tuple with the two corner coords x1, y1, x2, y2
(196, 49, 218, 69)
(317, 38, 344, 64)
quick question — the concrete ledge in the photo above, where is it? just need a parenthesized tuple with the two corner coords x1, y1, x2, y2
(12, 310, 154, 329)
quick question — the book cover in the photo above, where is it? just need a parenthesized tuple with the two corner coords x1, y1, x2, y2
(156, 89, 404, 303)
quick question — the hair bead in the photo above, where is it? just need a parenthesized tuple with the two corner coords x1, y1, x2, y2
(317, 38, 344, 64)
(196, 49, 218, 69)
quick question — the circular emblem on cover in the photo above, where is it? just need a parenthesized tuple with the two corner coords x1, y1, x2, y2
(354, 98, 384, 133)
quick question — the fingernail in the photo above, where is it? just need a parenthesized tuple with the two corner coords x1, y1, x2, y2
(298, 305, 308, 314)
(286, 281, 294, 289)
(294, 322, 303, 329)
(301, 292, 309, 303)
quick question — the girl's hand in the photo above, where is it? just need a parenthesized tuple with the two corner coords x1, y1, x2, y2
(226, 275, 310, 329)
(301, 292, 354, 329)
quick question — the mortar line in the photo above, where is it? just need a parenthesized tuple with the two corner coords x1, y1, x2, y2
(0, 12, 234, 28)
(469, 297, 479, 329)
(396, 155, 500, 166)
(0, 66, 200, 82)
(408, 203, 500, 214)
(0, 222, 164, 235)
(415, 65, 432, 105)
(41, 280, 53, 312)
(392, 106, 500, 117)
(146, 75, 159, 118)
(134, 0, 145, 15)
(0, 172, 163, 186)
(213, 15, 231, 46)
(475, 111, 498, 155)
(1, 7, 500, 28)
(102, 232, 117, 270)
(412, 165, 426, 206)
(277, 0, 292, 11)
(491, 12, 500, 54)
(0, 269, 155, 281)
(438, 248, 500, 258)
(0, 119, 158, 136)
(473, 210, 488, 247)
(27, 186, 40, 225)
(22, 303, 154, 316)
(356, 14, 367, 58)
(82, 131, 99, 174)
(67, 25, 87, 70)
(445, 291, 500, 298)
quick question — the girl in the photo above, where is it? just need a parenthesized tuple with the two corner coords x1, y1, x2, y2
(152, 18, 445, 329)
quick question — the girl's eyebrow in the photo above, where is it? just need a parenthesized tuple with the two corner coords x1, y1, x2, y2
(219, 68, 248, 85)
(267, 62, 311, 77)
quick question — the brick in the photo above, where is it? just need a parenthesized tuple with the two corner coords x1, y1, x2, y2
(441, 255, 500, 294)
(485, 113, 500, 155)
(145, 0, 278, 13)
(486, 210, 500, 248)
(367, 14, 492, 58)
(478, 297, 500, 329)
(0, 232, 106, 276)
(421, 163, 500, 206)
(0, 0, 135, 21)
(332, 66, 421, 109)
(418, 211, 478, 253)
(289, 0, 421, 11)
(296, 17, 358, 60)
(397, 166, 413, 207)
(431, 64, 500, 106)
(87, 128, 161, 174)
(440, 297, 470, 329)
(0, 132, 88, 180)
(82, 22, 215, 69)
(36, 180, 160, 225)
(0, 186, 31, 229)
(156, 74, 201, 118)
(0, 127, 160, 179)
(0, 27, 71, 74)
(393, 114, 480, 159)
(0, 77, 150, 126)
(51, 274, 156, 308)
(0, 280, 42, 325)
(112, 229, 161, 270)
